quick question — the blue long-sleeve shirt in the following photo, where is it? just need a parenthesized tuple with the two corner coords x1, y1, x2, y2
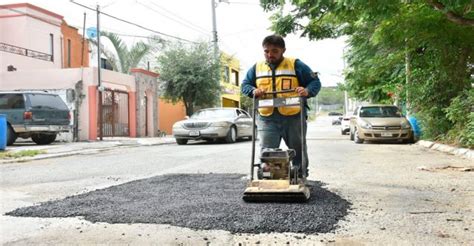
(241, 58, 321, 118)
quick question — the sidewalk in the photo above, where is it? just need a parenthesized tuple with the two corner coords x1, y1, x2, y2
(0, 136, 177, 164)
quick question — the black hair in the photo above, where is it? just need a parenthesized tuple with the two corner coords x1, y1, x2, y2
(262, 34, 285, 48)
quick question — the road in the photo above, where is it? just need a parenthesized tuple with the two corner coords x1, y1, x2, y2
(1, 116, 472, 245)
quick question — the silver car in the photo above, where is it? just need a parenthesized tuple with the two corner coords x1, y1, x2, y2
(172, 107, 253, 145)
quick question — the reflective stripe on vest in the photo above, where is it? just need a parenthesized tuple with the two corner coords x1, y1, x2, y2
(255, 57, 300, 116)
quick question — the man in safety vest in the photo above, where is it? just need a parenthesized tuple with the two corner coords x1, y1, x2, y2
(241, 34, 321, 178)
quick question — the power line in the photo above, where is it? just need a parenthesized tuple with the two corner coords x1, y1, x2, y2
(69, 0, 197, 43)
(137, 0, 210, 36)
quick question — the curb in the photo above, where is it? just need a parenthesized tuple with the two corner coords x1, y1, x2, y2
(417, 140, 473, 160)
(0, 138, 176, 164)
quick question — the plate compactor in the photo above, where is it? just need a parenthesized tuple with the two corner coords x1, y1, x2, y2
(242, 91, 310, 202)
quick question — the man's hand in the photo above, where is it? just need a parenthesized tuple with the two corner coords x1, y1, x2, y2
(253, 88, 265, 97)
(295, 87, 309, 97)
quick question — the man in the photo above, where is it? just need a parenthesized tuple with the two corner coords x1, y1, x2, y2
(241, 34, 321, 178)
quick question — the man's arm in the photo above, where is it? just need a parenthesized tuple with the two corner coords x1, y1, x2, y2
(295, 59, 321, 98)
(241, 64, 257, 98)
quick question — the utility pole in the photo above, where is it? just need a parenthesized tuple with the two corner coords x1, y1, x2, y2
(211, 0, 222, 106)
(97, 5, 103, 141)
(211, 0, 218, 59)
(341, 46, 349, 115)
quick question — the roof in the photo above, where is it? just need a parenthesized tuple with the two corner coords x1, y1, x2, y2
(0, 3, 64, 20)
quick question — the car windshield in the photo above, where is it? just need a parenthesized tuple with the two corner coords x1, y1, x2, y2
(359, 106, 402, 118)
(191, 109, 236, 119)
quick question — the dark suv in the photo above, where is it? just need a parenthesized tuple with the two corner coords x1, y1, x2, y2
(0, 91, 71, 145)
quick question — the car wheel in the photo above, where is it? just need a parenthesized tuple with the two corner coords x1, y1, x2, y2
(354, 129, 363, 144)
(350, 129, 354, 140)
(403, 133, 415, 144)
(6, 125, 17, 146)
(176, 139, 188, 145)
(31, 133, 56, 145)
(225, 126, 237, 143)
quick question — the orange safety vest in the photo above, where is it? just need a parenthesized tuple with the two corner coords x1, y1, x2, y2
(256, 57, 300, 116)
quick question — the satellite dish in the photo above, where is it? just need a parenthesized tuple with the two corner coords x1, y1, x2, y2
(86, 27, 97, 39)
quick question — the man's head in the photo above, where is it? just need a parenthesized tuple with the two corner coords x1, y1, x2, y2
(262, 34, 286, 65)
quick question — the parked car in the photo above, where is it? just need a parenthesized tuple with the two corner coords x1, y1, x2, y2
(331, 116, 343, 125)
(349, 105, 414, 144)
(0, 91, 71, 145)
(328, 112, 343, 116)
(340, 113, 352, 135)
(172, 107, 253, 145)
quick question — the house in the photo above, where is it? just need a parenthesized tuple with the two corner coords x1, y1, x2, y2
(0, 3, 161, 141)
(220, 52, 240, 108)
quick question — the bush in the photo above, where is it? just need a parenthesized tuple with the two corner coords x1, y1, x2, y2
(443, 89, 474, 148)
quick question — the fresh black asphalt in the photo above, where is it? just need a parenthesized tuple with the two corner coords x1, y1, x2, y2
(6, 174, 351, 234)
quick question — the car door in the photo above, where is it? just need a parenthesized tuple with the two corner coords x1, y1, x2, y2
(350, 107, 360, 133)
(235, 109, 253, 137)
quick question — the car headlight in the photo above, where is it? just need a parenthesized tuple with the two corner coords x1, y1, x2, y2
(211, 122, 229, 127)
(359, 120, 372, 129)
(401, 121, 411, 129)
(172, 123, 183, 129)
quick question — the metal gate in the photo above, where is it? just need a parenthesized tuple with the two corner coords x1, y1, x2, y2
(99, 89, 129, 137)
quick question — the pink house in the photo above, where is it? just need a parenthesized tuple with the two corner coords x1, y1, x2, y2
(0, 3, 160, 141)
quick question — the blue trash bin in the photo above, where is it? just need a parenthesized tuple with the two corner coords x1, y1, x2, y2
(407, 115, 421, 141)
(0, 114, 6, 150)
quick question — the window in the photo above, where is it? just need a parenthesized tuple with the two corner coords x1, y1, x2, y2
(0, 94, 24, 109)
(231, 69, 239, 86)
(29, 94, 68, 110)
(67, 39, 71, 67)
(223, 66, 230, 83)
(50, 33, 54, 62)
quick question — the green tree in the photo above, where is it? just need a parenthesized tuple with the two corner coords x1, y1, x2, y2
(317, 87, 344, 106)
(261, 0, 474, 147)
(90, 31, 163, 74)
(156, 41, 220, 116)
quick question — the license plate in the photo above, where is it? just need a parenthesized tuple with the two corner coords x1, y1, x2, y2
(189, 130, 200, 137)
(381, 132, 392, 137)
(50, 125, 59, 131)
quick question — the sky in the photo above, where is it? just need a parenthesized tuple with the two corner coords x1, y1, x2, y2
(1, 0, 347, 86)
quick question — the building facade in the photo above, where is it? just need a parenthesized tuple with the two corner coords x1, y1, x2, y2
(220, 52, 240, 108)
(0, 3, 161, 141)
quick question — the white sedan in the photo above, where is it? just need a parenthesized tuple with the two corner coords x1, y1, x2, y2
(172, 107, 254, 145)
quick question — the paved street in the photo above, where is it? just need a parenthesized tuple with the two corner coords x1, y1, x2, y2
(1, 116, 473, 245)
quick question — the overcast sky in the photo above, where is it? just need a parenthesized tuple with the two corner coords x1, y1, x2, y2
(2, 0, 347, 86)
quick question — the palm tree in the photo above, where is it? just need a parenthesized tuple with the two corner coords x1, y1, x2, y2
(90, 31, 163, 74)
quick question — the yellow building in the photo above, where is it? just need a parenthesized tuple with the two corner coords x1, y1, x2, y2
(220, 52, 241, 108)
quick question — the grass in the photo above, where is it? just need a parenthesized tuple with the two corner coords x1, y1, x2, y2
(0, 149, 46, 159)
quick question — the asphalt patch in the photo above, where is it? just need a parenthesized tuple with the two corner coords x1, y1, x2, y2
(6, 174, 351, 234)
